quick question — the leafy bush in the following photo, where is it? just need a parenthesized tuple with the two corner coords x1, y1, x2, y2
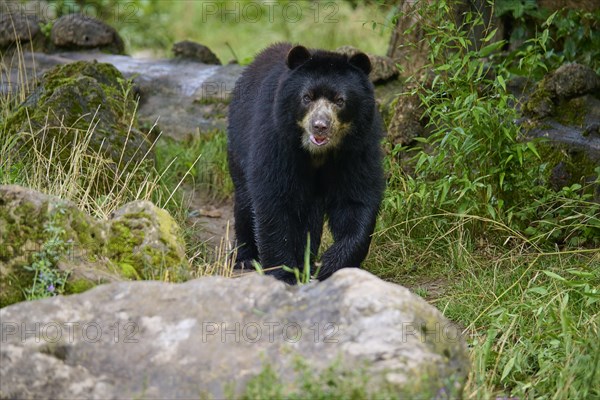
(384, 1, 599, 247)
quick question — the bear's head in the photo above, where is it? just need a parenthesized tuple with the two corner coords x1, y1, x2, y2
(282, 45, 374, 155)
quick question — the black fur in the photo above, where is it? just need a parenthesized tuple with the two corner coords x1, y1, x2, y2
(227, 43, 384, 284)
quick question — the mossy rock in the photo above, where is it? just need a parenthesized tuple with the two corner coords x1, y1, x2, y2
(106, 200, 190, 281)
(538, 140, 600, 192)
(63, 278, 97, 295)
(521, 63, 600, 196)
(0, 61, 154, 198)
(172, 40, 221, 65)
(524, 63, 600, 119)
(0, 185, 111, 307)
(0, 185, 191, 307)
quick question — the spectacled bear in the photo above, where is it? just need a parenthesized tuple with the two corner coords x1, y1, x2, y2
(227, 43, 384, 284)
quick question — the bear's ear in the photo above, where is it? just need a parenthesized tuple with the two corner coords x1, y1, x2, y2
(286, 45, 311, 69)
(349, 52, 371, 76)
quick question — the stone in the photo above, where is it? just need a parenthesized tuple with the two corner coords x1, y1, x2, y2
(387, 82, 429, 147)
(521, 63, 600, 198)
(0, 12, 43, 49)
(0, 269, 469, 399)
(543, 63, 600, 100)
(107, 200, 189, 281)
(172, 40, 221, 65)
(50, 14, 124, 54)
(0, 185, 112, 307)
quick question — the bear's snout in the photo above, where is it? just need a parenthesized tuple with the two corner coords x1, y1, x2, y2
(299, 97, 351, 152)
(311, 116, 331, 135)
(308, 99, 335, 136)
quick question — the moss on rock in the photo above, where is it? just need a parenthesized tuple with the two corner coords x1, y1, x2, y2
(523, 85, 555, 119)
(64, 279, 96, 295)
(106, 201, 190, 281)
(0, 185, 110, 306)
(522, 63, 600, 194)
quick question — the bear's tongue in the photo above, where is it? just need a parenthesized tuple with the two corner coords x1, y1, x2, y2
(311, 135, 329, 146)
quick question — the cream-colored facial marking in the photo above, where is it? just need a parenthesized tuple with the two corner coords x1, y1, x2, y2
(298, 98, 351, 155)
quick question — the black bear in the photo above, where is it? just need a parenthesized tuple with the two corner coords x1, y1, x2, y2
(227, 43, 384, 284)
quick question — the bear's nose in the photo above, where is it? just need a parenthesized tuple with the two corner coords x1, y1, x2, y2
(312, 120, 329, 134)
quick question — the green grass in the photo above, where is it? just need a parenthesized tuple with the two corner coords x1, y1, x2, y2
(366, 212, 599, 399)
(0, 102, 167, 220)
(154, 130, 233, 203)
(459, 251, 599, 399)
(236, 357, 399, 400)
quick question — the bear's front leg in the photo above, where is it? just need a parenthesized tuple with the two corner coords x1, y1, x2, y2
(318, 201, 379, 280)
(251, 193, 304, 282)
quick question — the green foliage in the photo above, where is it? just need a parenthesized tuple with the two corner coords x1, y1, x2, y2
(495, 0, 538, 20)
(84, 0, 389, 61)
(390, 5, 540, 220)
(550, 9, 600, 72)
(454, 249, 600, 399)
(514, 178, 600, 247)
(240, 357, 396, 399)
(281, 234, 320, 285)
(23, 207, 70, 300)
(385, 1, 599, 247)
(498, 5, 600, 76)
(371, 2, 600, 399)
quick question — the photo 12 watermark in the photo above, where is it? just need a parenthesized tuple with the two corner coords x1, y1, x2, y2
(201, 321, 340, 344)
(1, 0, 140, 23)
(2, 320, 463, 345)
(199, 1, 340, 24)
(1, 321, 139, 344)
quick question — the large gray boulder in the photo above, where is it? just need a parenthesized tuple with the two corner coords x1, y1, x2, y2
(0, 269, 469, 399)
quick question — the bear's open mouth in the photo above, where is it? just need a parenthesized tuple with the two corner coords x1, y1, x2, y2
(310, 134, 330, 146)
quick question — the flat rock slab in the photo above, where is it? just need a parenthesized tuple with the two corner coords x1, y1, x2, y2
(2, 51, 244, 139)
(0, 269, 469, 399)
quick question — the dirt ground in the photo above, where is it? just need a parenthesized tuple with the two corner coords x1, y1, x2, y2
(184, 189, 235, 249)
(181, 185, 448, 298)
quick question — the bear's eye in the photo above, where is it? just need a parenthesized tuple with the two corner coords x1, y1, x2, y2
(302, 94, 312, 104)
(335, 97, 345, 107)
